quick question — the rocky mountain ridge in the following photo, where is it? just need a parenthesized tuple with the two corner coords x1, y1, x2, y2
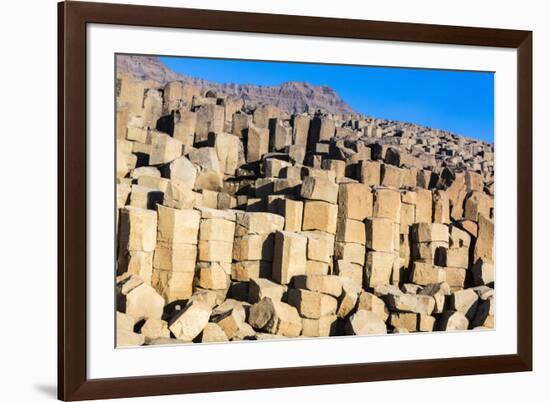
(116, 55, 355, 115)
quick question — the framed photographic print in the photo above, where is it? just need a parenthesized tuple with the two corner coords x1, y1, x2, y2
(58, 1, 532, 400)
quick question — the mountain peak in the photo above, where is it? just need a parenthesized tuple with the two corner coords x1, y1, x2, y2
(116, 55, 356, 115)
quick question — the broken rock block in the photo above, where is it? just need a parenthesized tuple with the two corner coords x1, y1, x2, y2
(300, 176, 338, 204)
(385, 293, 436, 315)
(321, 159, 346, 180)
(117, 274, 165, 322)
(152, 242, 197, 272)
(294, 275, 342, 298)
(166, 156, 197, 189)
(163, 180, 198, 210)
(169, 300, 213, 342)
(248, 297, 302, 337)
(151, 269, 194, 303)
(365, 218, 395, 252)
(418, 315, 436, 332)
(246, 123, 270, 163)
(411, 241, 448, 265)
(269, 118, 292, 151)
(373, 188, 401, 221)
(118, 206, 158, 252)
(129, 185, 163, 210)
(439, 311, 469, 331)
(199, 218, 236, 243)
(334, 242, 366, 266)
(212, 307, 249, 340)
(464, 191, 493, 222)
(272, 231, 307, 284)
(334, 260, 363, 288)
(306, 260, 330, 276)
(433, 190, 450, 224)
(451, 288, 479, 319)
(364, 251, 396, 288)
(157, 205, 200, 245)
(188, 147, 223, 191)
(474, 215, 494, 264)
(198, 240, 233, 263)
(302, 201, 338, 234)
(411, 223, 449, 244)
(449, 225, 471, 249)
(336, 279, 361, 318)
(338, 182, 373, 221)
(270, 198, 303, 232)
(172, 110, 197, 146)
(231, 260, 271, 282)
(356, 291, 389, 322)
(358, 160, 381, 187)
(302, 315, 339, 337)
(200, 322, 229, 343)
(471, 260, 495, 286)
(287, 288, 338, 319)
(130, 166, 160, 180)
(336, 218, 366, 245)
(140, 318, 170, 341)
(471, 296, 495, 328)
(116, 312, 145, 347)
(235, 212, 285, 236)
(117, 140, 137, 178)
(446, 247, 469, 269)
(389, 312, 417, 332)
(232, 234, 274, 262)
(410, 261, 446, 286)
(302, 231, 335, 263)
(292, 114, 310, 146)
(444, 267, 467, 290)
(248, 278, 285, 304)
(380, 164, 405, 188)
(197, 262, 230, 290)
(195, 104, 224, 143)
(345, 310, 387, 335)
(211, 132, 244, 175)
(149, 132, 183, 165)
(419, 282, 450, 314)
(117, 250, 153, 284)
(309, 115, 336, 143)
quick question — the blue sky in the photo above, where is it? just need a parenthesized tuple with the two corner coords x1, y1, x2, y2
(161, 56, 494, 143)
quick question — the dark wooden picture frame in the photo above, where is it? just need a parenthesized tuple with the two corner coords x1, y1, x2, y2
(58, 1, 532, 400)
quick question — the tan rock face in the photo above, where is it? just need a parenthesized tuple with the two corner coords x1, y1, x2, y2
(338, 182, 373, 221)
(272, 231, 307, 284)
(346, 310, 387, 335)
(117, 275, 165, 322)
(374, 188, 401, 221)
(116, 66, 495, 345)
(302, 201, 338, 234)
(119, 207, 158, 252)
(169, 301, 213, 341)
(287, 288, 338, 319)
(411, 262, 446, 286)
(357, 291, 389, 321)
(248, 297, 302, 337)
(365, 252, 396, 288)
(300, 176, 338, 204)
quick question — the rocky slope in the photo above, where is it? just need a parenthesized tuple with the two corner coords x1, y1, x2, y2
(116, 54, 355, 115)
(115, 73, 495, 346)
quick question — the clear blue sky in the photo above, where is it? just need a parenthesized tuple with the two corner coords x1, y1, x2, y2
(161, 56, 494, 143)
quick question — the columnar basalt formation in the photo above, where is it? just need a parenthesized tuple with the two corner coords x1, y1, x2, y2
(116, 73, 495, 346)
